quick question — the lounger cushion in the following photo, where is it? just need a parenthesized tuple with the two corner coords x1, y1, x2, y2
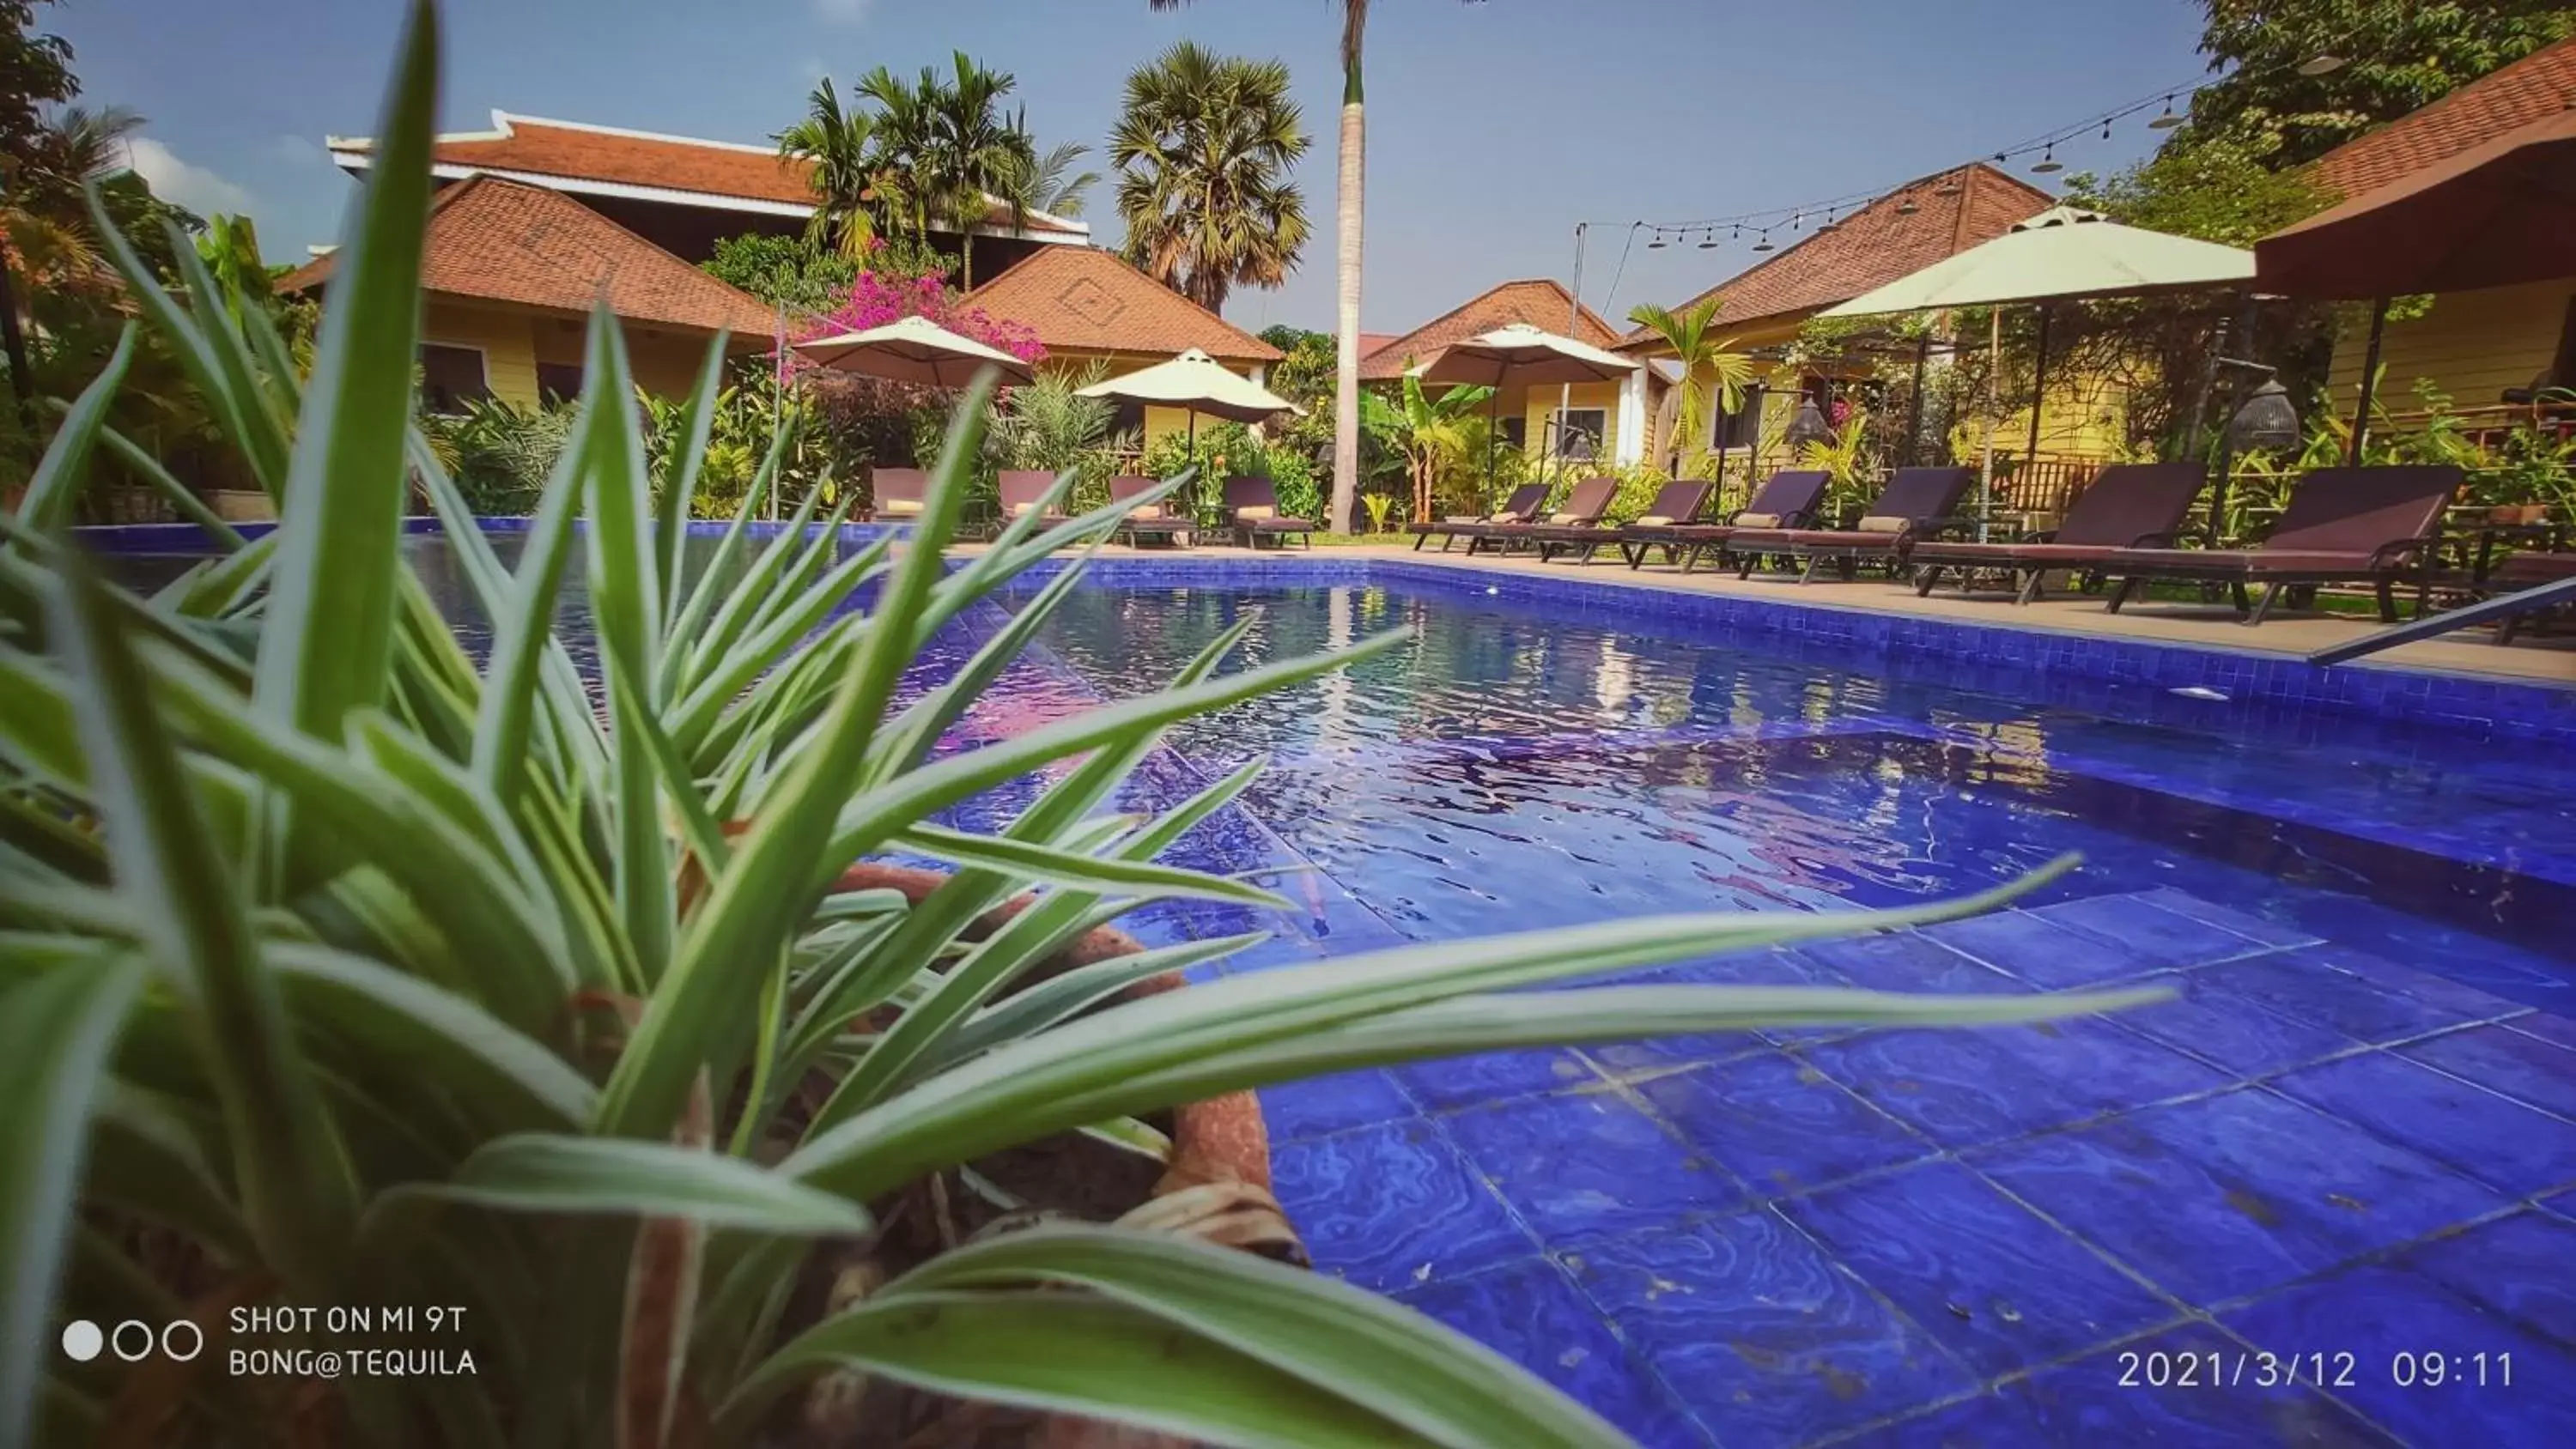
(1010, 501, 1036, 517)
(1488, 508, 1521, 522)
(1236, 506, 1274, 521)
(880, 498, 923, 517)
(1632, 515, 1672, 527)
(1734, 512, 1780, 528)
(1856, 516, 1908, 534)
(1549, 511, 1586, 524)
(1911, 541, 2122, 566)
(2107, 546, 2385, 576)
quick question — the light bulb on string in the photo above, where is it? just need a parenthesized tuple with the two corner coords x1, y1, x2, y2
(1897, 192, 1920, 215)
(1752, 229, 1775, 252)
(2149, 94, 2183, 130)
(2100, 118, 2112, 142)
(1647, 227, 1668, 250)
(1696, 229, 1718, 250)
(2031, 143, 2063, 175)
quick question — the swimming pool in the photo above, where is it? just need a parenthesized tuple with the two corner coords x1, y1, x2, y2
(100, 529, 2576, 1446)
(965, 562, 2576, 1449)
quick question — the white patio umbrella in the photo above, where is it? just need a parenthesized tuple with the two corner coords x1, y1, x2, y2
(1075, 348, 1297, 458)
(793, 313, 1036, 386)
(1819, 207, 2256, 532)
(1414, 323, 1642, 482)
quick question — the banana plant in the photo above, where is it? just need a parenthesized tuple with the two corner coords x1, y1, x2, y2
(0, 5, 2159, 1446)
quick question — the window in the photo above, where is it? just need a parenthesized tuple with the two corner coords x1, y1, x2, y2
(419, 343, 489, 415)
(1544, 408, 1607, 461)
(1715, 392, 1763, 450)
(537, 362, 584, 406)
(1498, 415, 1527, 450)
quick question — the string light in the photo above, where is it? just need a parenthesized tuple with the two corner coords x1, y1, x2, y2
(1696, 229, 1719, 250)
(1752, 229, 1775, 252)
(2031, 143, 2063, 174)
(2149, 94, 2183, 130)
(1646, 229, 1668, 250)
(1897, 193, 1921, 215)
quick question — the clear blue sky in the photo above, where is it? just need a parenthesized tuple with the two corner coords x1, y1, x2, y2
(58, 0, 2211, 334)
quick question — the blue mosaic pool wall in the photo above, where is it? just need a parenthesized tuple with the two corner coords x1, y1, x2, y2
(1014, 555, 2576, 749)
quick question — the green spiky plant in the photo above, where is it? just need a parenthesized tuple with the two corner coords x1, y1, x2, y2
(0, 6, 2157, 1446)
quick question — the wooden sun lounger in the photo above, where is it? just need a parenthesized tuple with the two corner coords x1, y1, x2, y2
(997, 470, 1072, 534)
(1222, 476, 1317, 549)
(1109, 475, 1195, 548)
(1618, 470, 1832, 572)
(2099, 465, 2464, 625)
(869, 466, 928, 522)
(1724, 467, 1974, 583)
(1528, 479, 1713, 564)
(1409, 482, 1549, 551)
(1909, 462, 2207, 604)
(1445, 477, 1619, 556)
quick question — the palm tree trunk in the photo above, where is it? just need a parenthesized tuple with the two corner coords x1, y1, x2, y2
(1328, 5, 1367, 536)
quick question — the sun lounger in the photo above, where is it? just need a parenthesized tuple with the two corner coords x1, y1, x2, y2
(1222, 476, 1317, 549)
(1409, 482, 1549, 552)
(870, 466, 928, 521)
(1109, 475, 1195, 548)
(2491, 549, 2576, 643)
(1618, 469, 1832, 572)
(1449, 477, 1619, 556)
(1530, 479, 1713, 563)
(1724, 467, 1975, 583)
(1909, 462, 2207, 604)
(2099, 465, 2464, 625)
(997, 470, 1072, 533)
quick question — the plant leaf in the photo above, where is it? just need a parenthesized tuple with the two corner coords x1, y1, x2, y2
(394, 1137, 872, 1235)
(891, 824, 1290, 908)
(12, 323, 137, 537)
(0, 956, 146, 1449)
(248, 0, 440, 741)
(887, 1226, 1633, 1449)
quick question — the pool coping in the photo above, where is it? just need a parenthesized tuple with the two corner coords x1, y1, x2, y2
(73, 516, 2576, 748)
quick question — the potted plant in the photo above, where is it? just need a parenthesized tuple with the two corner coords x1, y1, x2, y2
(0, 8, 2153, 1445)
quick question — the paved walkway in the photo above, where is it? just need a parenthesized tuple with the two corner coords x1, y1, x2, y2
(1040, 540, 2576, 688)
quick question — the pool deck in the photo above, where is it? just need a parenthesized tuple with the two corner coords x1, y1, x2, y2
(1154, 541, 2576, 688)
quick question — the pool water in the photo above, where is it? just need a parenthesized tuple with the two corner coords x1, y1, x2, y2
(959, 571, 2576, 1449)
(110, 536, 2576, 1446)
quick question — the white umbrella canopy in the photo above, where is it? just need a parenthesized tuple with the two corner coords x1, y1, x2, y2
(1075, 348, 1297, 423)
(793, 314, 1036, 386)
(1415, 323, 1642, 386)
(1818, 206, 2255, 317)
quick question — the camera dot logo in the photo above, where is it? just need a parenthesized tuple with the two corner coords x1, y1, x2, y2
(61, 1320, 103, 1362)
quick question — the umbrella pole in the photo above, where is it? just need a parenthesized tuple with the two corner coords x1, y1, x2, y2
(1905, 335, 1929, 467)
(2347, 296, 2391, 465)
(2023, 304, 2051, 497)
(1978, 309, 2000, 543)
(1488, 387, 1500, 510)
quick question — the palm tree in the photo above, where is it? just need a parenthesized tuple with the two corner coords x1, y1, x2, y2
(852, 53, 1035, 288)
(1150, 1, 1484, 532)
(994, 138, 1101, 219)
(774, 78, 878, 258)
(1111, 40, 1309, 314)
(1627, 296, 1754, 477)
(1361, 373, 1493, 523)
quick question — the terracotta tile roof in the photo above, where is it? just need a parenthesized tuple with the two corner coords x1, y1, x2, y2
(960, 246, 1282, 362)
(330, 112, 1085, 236)
(1356, 330, 1399, 356)
(1360, 279, 1619, 379)
(2312, 36, 2576, 202)
(1619, 162, 2055, 346)
(278, 176, 775, 336)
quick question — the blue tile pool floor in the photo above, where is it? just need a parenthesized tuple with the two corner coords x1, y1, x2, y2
(961, 573, 2576, 1449)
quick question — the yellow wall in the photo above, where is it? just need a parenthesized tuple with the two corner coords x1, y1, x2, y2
(2326, 278, 2576, 416)
(424, 299, 729, 408)
(1505, 379, 1631, 467)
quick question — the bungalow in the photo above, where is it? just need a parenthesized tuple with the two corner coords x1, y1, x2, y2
(1359, 279, 1657, 466)
(2307, 36, 2576, 423)
(279, 176, 775, 409)
(959, 245, 1283, 454)
(1616, 161, 2131, 492)
(288, 110, 1091, 409)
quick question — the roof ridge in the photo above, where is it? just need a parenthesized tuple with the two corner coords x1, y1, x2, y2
(490, 111, 783, 156)
(1362, 277, 1616, 368)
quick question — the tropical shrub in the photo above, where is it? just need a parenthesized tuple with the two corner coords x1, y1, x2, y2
(416, 394, 578, 515)
(701, 232, 860, 314)
(1360, 376, 1493, 524)
(1, 10, 2153, 1446)
(993, 363, 1122, 514)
